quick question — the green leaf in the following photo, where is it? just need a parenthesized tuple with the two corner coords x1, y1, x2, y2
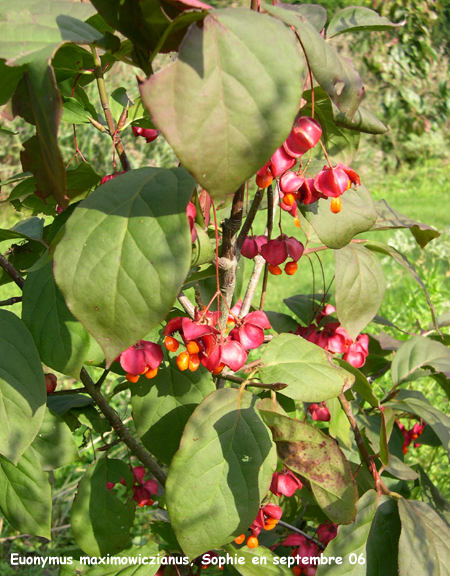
(315, 490, 378, 575)
(0, 446, 51, 539)
(71, 405, 112, 435)
(384, 455, 418, 481)
(265, 311, 299, 334)
(391, 336, 450, 386)
(283, 293, 330, 326)
(335, 244, 386, 340)
(0, 217, 43, 243)
(332, 102, 388, 135)
(71, 457, 135, 556)
(262, 3, 363, 116)
(31, 408, 79, 470)
(398, 499, 450, 575)
(259, 407, 358, 524)
(366, 497, 401, 576)
(131, 359, 216, 464)
(379, 407, 395, 465)
(62, 96, 92, 124)
(221, 543, 293, 576)
(22, 261, 90, 378)
(66, 162, 102, 200)
(258, 333, 355, 402)
(328, 396, 352, 450)
(386, 389, 450, 459)
(140, 8, 304, 205)
(0, 0, 100, 65)
(47, 393, 93, 415)
(53, 167, 195, 366)
(417, 465, 450, 527)
(0, 309, 46, 465)
(327, 6, 404, 39)
(149, 520, 182, 553)
(0, 59, 25, 105)
(17, 60, 67, 207)
(301, 186, 378, 250)
(334, 359, 379, 408)
(110, 87, 132, 124)
(272, 2, 327, 33)
(371, 199, 440, 249)
(61, 542, 162, 576)
(166, 388, 276, 559)
(191, 224, 215, 267)
(52, 43, 95, 82)
(365, 240, 437, 329)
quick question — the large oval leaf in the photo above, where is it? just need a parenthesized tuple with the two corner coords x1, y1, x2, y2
(140, 8, 304, 205)
(391, 336, 450, 386)
(258, 333, 355, 402)
(131, 359, 216, 464)
(258, 406, 358, 524)
(166, 388, 277, 559)
(0, 309, 46, 465)
(301, 185, 378, 250)
(335, 244, 386, 340)
(22, 261, 90, 378)
(0, 446, 51, 539)
(31, 408, 79, 471)
(53, 167, 195, 366)
(71, 457, 135, 556)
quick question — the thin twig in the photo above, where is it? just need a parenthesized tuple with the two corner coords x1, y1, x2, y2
(80, 368, 167, 487)
(0, 296, 22, 306)
(221, 373, 287, 390)
(236, 188, 264, 251)
(0, 253, 24, 289)
(91, 47, 132, 172)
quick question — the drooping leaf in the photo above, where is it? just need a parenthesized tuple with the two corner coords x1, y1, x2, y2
(131, 359, 216, 464)
(328, 396, 352, 450)
(371, 199, 440, 249)
(265, 311, 299, 334)
(417, 465, 450, 527)
(398, 499, 450, 575)
(0, 0, 100, 65)
(0, 309, 46, 465)
(258, 406, 358, 524)
(166, 388, 276, 559)
(22, 261, 90, 378)
(327, 6, 404, 39)
(0, 59, 25, 105)
(31, 408, 79, 470)
(221, 543, 293, 576)
(66, 162, 102, 200)
(262, 3, 364, 116)
(366, 497, 401, 576)
(391, 336, 450, 386)
(0, 446, 51, 539)
(70, 405, 112, 435)
(334, 359, 379, 408)
(53, 167, 195, 366)
(0, 217, 43, 243)
(386, 389, 450, 458)
(191, 224, 215, 267)
(385, 455, 418, 481)
(301, 186, 378, 250)
(258, 333, 355, 402)
(17, 62, 67, 206)
(46, 393, 93, 415)
(335, 244, 386, 340)
(331, 102, 388, 135)
(365, 240, 437, 329)
(316, 491, 388, 575)
(71, 457, 135, 556)
(140, 8, 304, 205)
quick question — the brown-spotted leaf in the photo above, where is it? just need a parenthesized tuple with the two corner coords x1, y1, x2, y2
(258, 406, 358, 524)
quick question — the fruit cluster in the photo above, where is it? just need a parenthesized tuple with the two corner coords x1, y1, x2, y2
(295, 304, 369, 369)
(255, 116, 361, 215)
(164, 307, 271, 374)
(235, 503, 283, 549)
(107, 465, 158, 507)
(397, 420, 426, 454)
(117, 340, 164, 383)
(241, 234, 304, 275)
